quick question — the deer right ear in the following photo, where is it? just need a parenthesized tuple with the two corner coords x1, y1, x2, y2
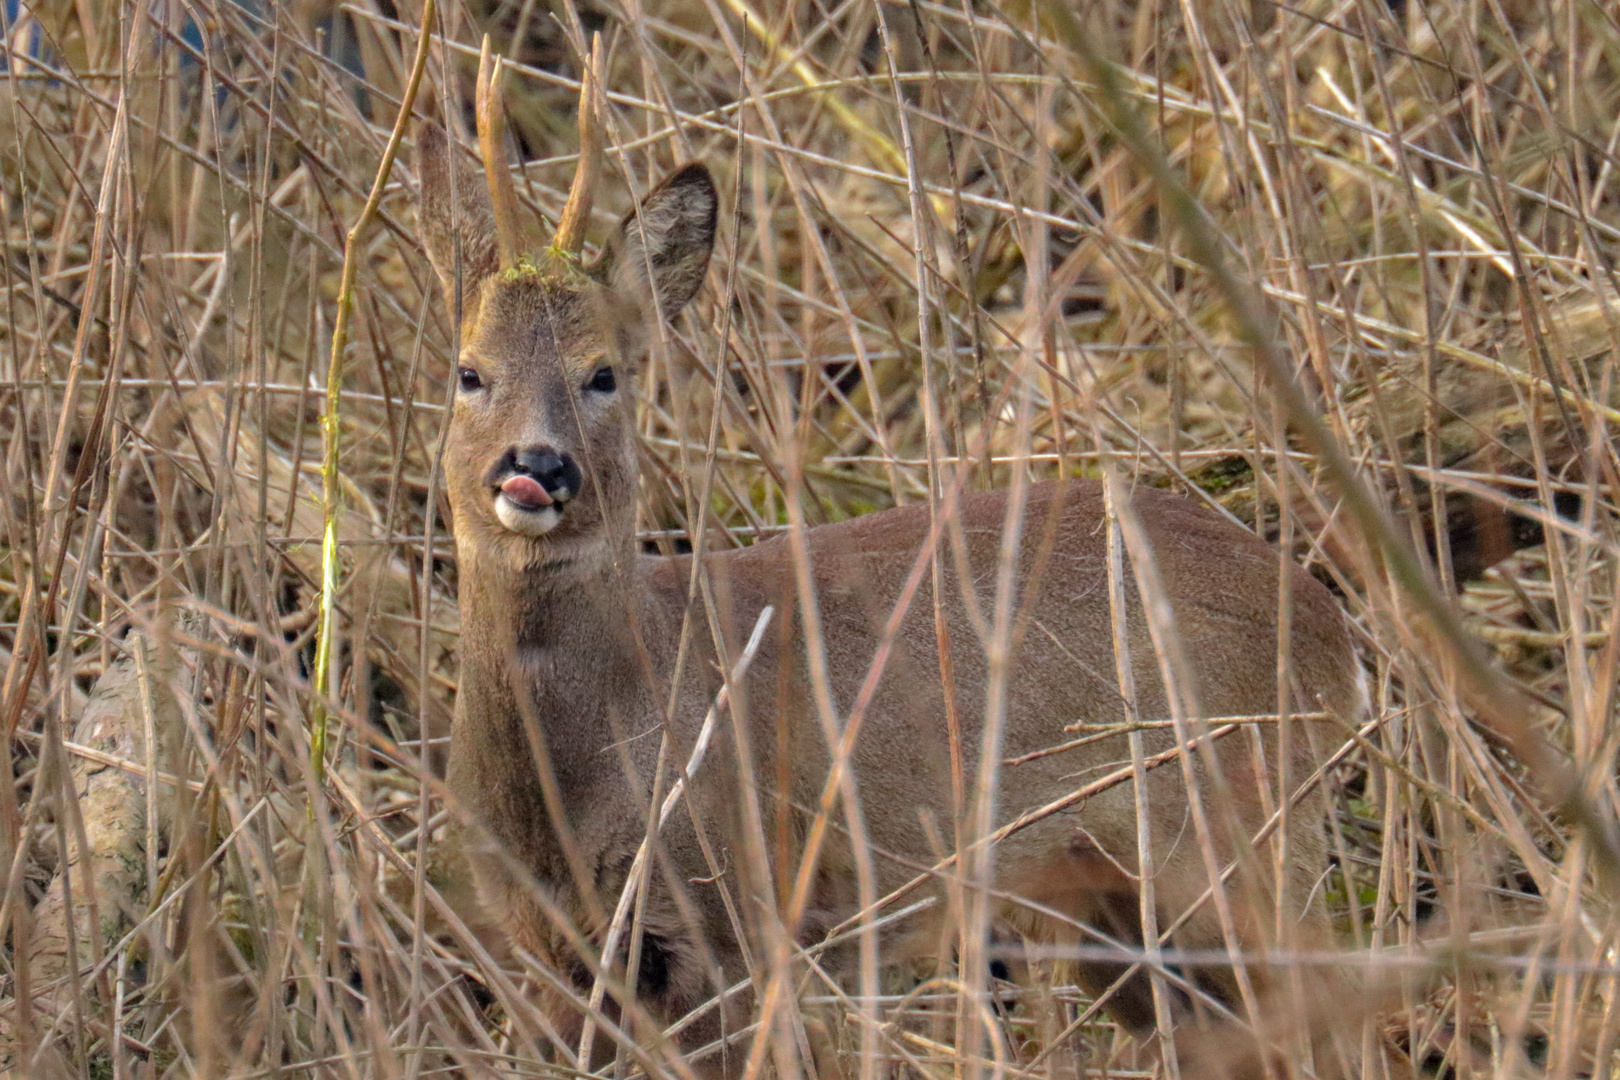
(416, 122, 502, 313)
(601, 163, 718, 321)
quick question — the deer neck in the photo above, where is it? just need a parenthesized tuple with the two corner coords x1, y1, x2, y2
(461, 540, 635, 645)
(455, 528, 652, 728)
(451, 533, 660, 883)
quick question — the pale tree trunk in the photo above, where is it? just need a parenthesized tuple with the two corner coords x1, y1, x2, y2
(2, 621, 194, 1076)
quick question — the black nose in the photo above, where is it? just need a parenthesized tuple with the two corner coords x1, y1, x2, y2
(513, 445, 582, 502)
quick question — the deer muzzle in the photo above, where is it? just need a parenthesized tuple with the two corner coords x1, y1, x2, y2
(491, 445, 581, 537)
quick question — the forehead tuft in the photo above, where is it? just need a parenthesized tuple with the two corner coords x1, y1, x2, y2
(467, 262, 609, 370)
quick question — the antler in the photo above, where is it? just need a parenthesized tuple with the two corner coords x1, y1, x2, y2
(476, 35, 523, 269)
(551, 32, 603, 258)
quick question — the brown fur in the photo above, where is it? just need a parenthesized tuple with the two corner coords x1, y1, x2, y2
(415, 126, 1362, 1075)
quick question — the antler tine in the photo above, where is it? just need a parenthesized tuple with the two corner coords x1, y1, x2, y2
(476, 35, 522, 269)
(551, 32, 603, 258)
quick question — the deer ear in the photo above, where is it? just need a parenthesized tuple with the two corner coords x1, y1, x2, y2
(602, 163, 717, 321)
(416, 122, 502, 312)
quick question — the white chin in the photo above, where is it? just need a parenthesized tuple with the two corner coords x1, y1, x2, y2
(495, 494, 562, 537)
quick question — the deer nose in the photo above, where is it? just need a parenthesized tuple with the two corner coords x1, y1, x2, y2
(513, 445, 582, 503)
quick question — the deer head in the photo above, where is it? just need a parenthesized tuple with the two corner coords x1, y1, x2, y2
(416, 37, 717, 574)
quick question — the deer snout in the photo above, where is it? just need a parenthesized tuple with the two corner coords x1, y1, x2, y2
(513, 446, 581, 503)
(489, 444, 582, 537)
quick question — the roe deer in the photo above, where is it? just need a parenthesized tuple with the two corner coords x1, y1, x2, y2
(416, 41, 1362, 1077)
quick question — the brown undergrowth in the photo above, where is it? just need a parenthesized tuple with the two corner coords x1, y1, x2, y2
(2, 0, 1618, 1076)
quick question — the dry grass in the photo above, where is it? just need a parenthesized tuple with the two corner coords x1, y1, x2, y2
(2, 0, 1619, 1076)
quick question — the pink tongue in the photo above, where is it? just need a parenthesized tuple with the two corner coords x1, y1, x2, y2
(501, 474, 552, 509)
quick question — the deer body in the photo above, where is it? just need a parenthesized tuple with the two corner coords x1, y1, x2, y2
(417, 47, 1361, 1072)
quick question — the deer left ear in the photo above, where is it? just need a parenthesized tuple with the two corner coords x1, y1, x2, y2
(416, 122, 503, 313)
(599, 164, 718, 321)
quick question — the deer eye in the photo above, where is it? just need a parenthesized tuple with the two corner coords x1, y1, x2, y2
(584, 367, 616, 395)
(457, 367, 484, 393)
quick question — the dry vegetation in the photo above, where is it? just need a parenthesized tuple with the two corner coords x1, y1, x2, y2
(2, 0, 1619, 1076)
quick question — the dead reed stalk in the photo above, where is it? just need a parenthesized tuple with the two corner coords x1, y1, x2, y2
(1, 1, 1617, 1076)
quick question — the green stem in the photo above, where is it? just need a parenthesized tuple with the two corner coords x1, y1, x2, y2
(312, 0, 438, 797)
